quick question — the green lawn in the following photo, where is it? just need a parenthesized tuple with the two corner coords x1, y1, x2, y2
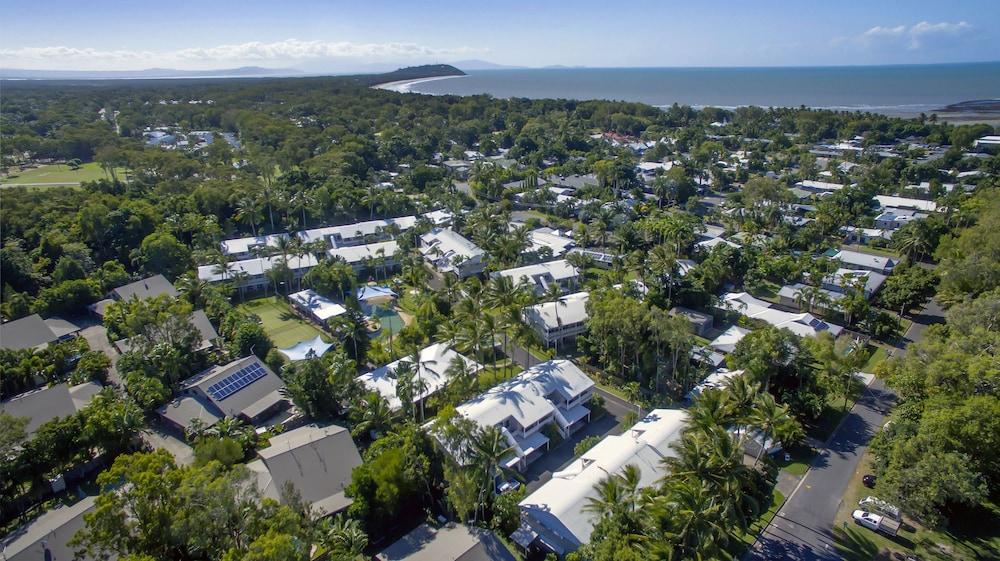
(863, 346, 889, 372)
(834, 450, 1000, 561)
(738, 488, 785, 548)
(774, 444, 816, 477)
(238, 296, 329, 348)
(1, 162, 121, 186)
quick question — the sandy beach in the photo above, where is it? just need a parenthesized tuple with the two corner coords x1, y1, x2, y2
(372, 74, 465, 93)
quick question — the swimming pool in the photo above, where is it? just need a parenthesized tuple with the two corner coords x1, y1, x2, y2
(369, 307, 405, 339)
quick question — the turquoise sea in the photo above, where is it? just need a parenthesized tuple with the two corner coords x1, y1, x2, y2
(408, 63, 1000, 116)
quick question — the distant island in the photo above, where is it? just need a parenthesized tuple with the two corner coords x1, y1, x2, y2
(0, 66, 302, 80)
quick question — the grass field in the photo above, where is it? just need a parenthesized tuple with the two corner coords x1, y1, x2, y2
(238, 296, 329, 348)
(1, 162, 121, 186)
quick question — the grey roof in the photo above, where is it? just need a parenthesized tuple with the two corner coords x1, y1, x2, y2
(250, 424, 362, 515)
(114, 310, 219, 354)
(111, 274, 178, 301)
(1, 496, 107, 561)
(669, 306, 713, 326)
(43, 317, 82, 339)
(157, 395, 222, 430)
(0, 382, 102, 437)
(0, 314, 58, 351)
(181, 356, 285, 419)
(377, 523, 517, 561)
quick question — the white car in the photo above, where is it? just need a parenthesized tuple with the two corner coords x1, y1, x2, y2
(852, 509, 882, 532)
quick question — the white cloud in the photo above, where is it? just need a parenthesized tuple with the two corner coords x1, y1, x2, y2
(848, 21, 972, 50)
(0, 39, 485, 70)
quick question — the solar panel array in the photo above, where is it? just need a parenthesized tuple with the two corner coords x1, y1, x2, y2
(207, 362, 267, 401)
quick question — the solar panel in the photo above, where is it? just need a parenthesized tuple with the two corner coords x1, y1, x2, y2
(207, 362, 266, 401)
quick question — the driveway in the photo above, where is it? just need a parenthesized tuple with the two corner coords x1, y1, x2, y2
(746, 378, 897, 561)
(521, 390, 631, 493)
(79, 322, 122, 386)
(142, 424, 195, 466)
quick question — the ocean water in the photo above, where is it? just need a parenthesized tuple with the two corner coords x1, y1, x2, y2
(407, 63, 1000, 116)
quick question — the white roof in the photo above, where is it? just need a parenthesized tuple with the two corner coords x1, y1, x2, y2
(357, 343, 482, 410)
(496, 260, 579, 291)
(328, 240, 398, 265)
(288, 289, 346, 321)
(709, 325, 750, 353)
(420, 228, 484, 265)
(527, 228, 575, 257)
(722, 292, 843, 338)
(696, 237, 741, 250)
(676, 259, 697, 277)
(456, 360, 593, 431)
(198, 254, 318, 282)
(525, 292, 589, 329)
(797, 180, 849, 192)
(519, 409, 687, 548)
(221, 211, 450, 255)
(832, 249, 896, 272)
(686, 369, 744, 401)
(874, 195, 937, 212)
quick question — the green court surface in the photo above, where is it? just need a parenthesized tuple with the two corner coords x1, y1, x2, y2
(238, 296, 329, 348)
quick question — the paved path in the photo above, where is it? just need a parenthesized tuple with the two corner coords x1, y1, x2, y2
(79, 323, 122, 386)
(747, 378, 897, 561)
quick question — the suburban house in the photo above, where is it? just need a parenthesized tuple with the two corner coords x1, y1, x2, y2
(494, 260, 580, 296)
(778, 268, 887, 311)
(708, 325, 750, 354)
(327, 240, 399, 272)
(795, 179, 852, 195)
(721, 292, 844, 338)
(419, 228, 486, 278)
(448, 360, 594, 471)
(525, 227, 576, 258)
(685, 369, 744, 402)
(669, 306, 714, 337)
(874, 208, 927, 230)
(1, 496, 101, 561)
(112, 274, 178, 301)
(247, 424, 363, 516)
(514, 409, 687, 555)
(377, 523, 518, 561)
(157, 356, 289, 433)
(357, 342, 483, 411)
(832, 249, 897, 275)
(874, 195, 938, 213)
(0, 314, 61, 351)
(523, 291, 590, 347)
(289, 289, 346, 324)
(0, 382, 102, 437)
(197, 254, 319, 291)
(219, 211, 451, 260)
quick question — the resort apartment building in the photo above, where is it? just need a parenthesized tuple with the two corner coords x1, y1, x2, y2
(450, 360, 594, 471)
(493, 259, 580, 296)
(523, 291, 590, 346)
(419, 228, 486, 278)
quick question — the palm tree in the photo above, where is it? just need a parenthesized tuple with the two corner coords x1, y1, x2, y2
(393, 361, 416, 419)
(235, 196, 262, 237)
(650, 480, 728, 561)
(351, 393, 396, 440)
(470, 425, 513, 520)
(584, 463, 643, 521)
(748, 392, 801, 467)
(315, 515, 368, 558)
(648, 243, 678, 304)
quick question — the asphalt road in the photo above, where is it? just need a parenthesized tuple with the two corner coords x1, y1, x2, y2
(747, 378, 897, 561)
(746, 298, 944, 561)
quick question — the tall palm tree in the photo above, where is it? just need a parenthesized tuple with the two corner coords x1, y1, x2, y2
(470, 425, 513, 520)
(749, 392, 800, 467)
(235, 196, 262, 237)
(584, 464, 643, 521)
(315, 515, 368, 558)
(650, 480, 728, 561)
(351, 393, 396, 440)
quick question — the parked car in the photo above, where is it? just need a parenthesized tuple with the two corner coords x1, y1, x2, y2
(862, 474, 876, 488)
(852, 509, 900, 536)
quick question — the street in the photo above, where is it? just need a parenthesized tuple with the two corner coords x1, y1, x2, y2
(746, 299, 945, 561)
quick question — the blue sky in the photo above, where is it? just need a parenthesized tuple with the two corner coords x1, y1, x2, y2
(2, 0, 998, 71)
